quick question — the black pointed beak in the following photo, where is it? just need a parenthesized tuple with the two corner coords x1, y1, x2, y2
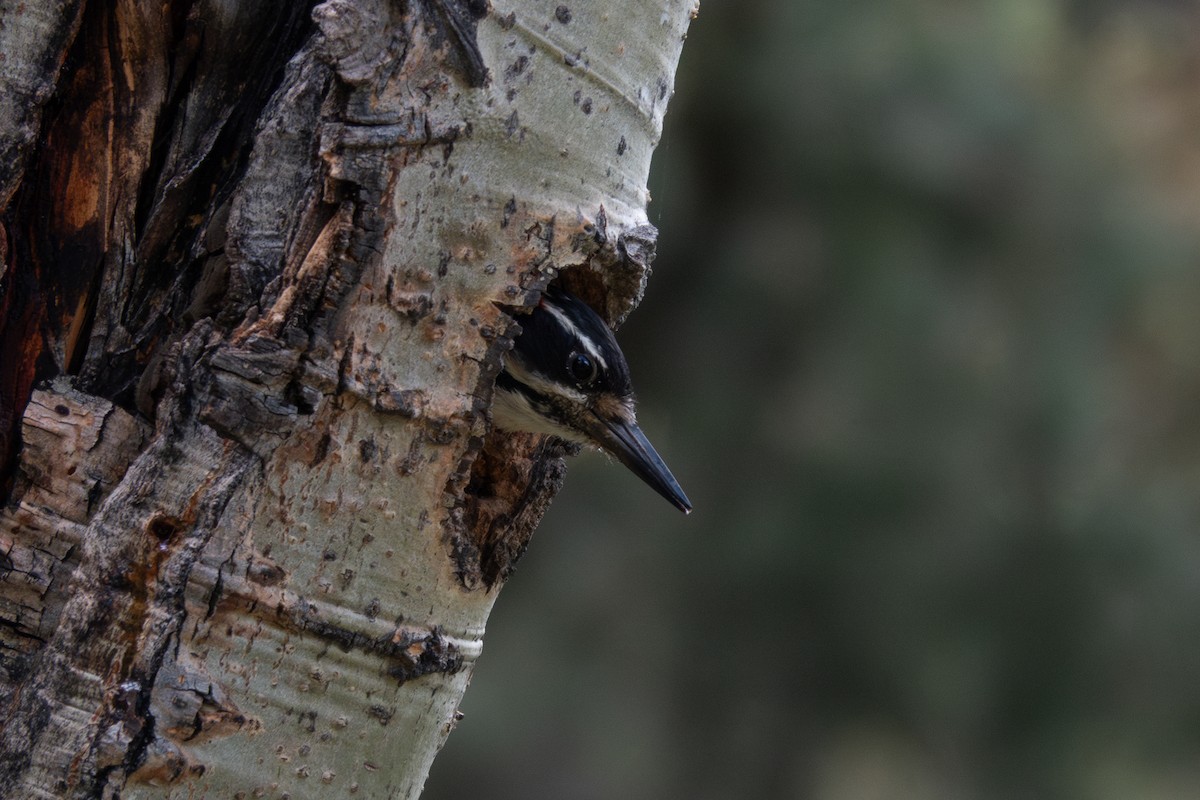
(580, 411, 692, 514)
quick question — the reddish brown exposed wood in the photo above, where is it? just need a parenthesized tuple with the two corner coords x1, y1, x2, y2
(0, 257, 45, 502)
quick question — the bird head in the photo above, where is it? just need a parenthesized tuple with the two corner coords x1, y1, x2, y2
(492, 287, 692, 514)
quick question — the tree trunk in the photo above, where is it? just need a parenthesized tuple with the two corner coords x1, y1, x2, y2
(0, 0, 695, 797)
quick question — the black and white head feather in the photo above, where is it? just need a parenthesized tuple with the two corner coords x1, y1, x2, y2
(493, 287, 691, 513)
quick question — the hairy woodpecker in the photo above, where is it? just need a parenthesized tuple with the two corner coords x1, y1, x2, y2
(492, 287, 692, 514)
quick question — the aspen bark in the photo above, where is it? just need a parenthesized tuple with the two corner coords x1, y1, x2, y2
(0, 0, 695, 797)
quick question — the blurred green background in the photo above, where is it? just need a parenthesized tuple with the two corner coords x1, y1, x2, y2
(427, 2, 1200, 798)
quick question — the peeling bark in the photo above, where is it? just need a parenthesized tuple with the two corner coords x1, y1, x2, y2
(0, 0, 695, 796)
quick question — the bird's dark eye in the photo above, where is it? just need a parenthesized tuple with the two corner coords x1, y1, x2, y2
(568, 352, 598, 385)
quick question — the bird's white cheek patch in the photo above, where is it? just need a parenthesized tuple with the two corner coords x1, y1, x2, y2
(505, 357, 588, 405)
(491, 389, 590, 444)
